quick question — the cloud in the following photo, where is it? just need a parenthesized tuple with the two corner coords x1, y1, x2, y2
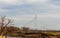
(25, 0, 48, 4)
(0, 0, 60, 17)
(49, 0, 60, 5)
(0, 0, 23, 5)
(0, 9, 9, 14)
(0, 0, 60, 18)
(0, 0, 48, 5)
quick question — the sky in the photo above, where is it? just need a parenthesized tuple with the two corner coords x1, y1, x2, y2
(0, 0, 60, 30)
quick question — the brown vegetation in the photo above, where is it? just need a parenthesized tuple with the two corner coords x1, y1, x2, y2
(0, 26, 60, 38)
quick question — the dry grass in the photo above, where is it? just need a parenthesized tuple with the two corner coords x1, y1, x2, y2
(42, 32, 60, 35)
(0, 36, 3, 38)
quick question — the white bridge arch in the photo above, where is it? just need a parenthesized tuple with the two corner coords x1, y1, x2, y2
(24, 15, 47, 30)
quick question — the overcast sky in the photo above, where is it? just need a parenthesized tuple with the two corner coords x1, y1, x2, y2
(0, 0, 60, 30)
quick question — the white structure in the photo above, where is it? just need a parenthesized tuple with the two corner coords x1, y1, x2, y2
(24, 15, 41, 30)
(24, 15, 51, 30)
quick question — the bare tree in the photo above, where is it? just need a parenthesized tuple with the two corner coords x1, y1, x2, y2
(0, 16, 13, 38)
